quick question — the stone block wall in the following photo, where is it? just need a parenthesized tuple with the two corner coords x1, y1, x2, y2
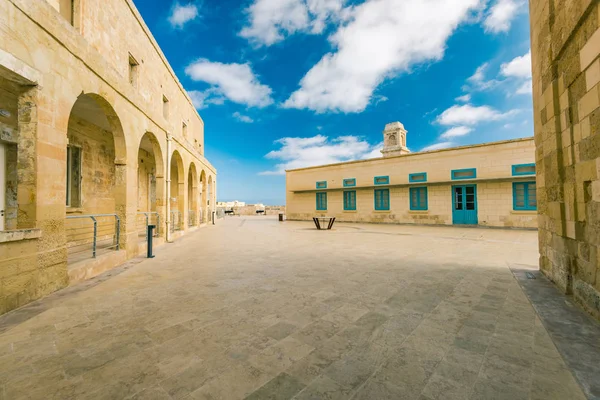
(0, 0, 217, 315)
(286, 138, 538, 229)
(530, 0, 600, 317)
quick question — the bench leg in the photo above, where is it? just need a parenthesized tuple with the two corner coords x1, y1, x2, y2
(313, 218, 321, 230)
(327, 218, 335, 230)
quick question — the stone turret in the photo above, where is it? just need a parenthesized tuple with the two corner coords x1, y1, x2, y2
(381, 122, 410, 157)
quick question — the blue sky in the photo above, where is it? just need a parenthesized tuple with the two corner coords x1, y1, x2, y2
(133, 0, 533, 205)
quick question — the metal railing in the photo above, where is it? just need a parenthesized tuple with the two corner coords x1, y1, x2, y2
(137, 212, 160, 242)
(188, 210, 197, 227)
(170, 210, 183, 232)
(65, 214, 120, 263)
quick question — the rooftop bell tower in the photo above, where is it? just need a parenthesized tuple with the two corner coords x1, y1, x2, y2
(381, 122, 410, 157)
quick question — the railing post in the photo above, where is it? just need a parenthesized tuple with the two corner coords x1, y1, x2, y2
(91, 216, 97, 258)
(115, 215, 121, 251)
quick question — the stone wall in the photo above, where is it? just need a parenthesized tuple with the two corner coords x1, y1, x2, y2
(286, 138, 537, 228)
(0, 0, 217, 315)
(67, 115, 117, 215)
(530, 0, 600, 317)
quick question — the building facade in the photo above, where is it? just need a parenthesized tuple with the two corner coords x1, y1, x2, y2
(529, 0, 600, 317)
(287, 123, 537, 229)
(0, 0, 216, 315)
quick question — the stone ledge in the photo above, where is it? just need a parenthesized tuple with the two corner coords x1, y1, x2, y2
(0, 229, 42, 243)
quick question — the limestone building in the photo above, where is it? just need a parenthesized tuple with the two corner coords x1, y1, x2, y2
(0, 0, 216, 315)
(287, 123, 537, 228)
(529, 0, 600, 318)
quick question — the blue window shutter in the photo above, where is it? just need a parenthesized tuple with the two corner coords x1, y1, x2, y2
(513, 182, 536, 210)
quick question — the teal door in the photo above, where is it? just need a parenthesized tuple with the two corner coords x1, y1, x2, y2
(452, 185, 478, 225)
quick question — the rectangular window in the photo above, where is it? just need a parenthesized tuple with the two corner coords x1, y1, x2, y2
(343, 191, 356, 210)
(162, 96, 169, 119)
(512, 163, 536, 176)
(409, 187, 428, 210)
(66, 145, 82, 207)
(409, 172, 427, 183)
(451, 168, 476, 180)
(343, 178, 356, 187)
(128, 54, 139, 88)
(316, 192, 327, 210)
(374, 176, 389, 185)
(316, 181, 327, 189)
(182, 121, 188, 138)
(513, 182, 537, 210)
(374, 189, 390, 210)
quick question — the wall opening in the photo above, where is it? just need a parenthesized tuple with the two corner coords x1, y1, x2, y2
(128, 54, 139, 88)
(163, 96, 169, 120)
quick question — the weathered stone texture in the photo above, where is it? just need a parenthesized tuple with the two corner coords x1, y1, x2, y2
(0, 0, 217, 315)
(530, 0, 600, 317)
(287, 137, 538, 229)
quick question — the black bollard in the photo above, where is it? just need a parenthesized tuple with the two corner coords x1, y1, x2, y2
(147, 225, 156, 258)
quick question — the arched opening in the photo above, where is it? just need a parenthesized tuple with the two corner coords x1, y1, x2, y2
(137, 132, 164, 239)
(388, 134, 397, 146)
(187, 163, 198, 227)
(200, 170, 207, 223)
(208, 175, 213, 222)
(170, 150, 185, 231)
(65, 93, 127, 263)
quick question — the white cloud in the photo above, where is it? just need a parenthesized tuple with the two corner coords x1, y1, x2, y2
(440, 126, 473, 138)
(240, 0, 345, 46)
(362, 142, 384, 159)
(437, 104, 517, 125)
(259, 135, 381, 175)
(516, 79, 532, 94)
(500, 51, 531, 78)
(421, 141, 455, 151)
(168, 2, 199, 29)
(484, 0, 520, 33)
(283, 0, 483, 113)
(463, 63, 499, 91)
(233, 112, 254, 123)
(185, 60, 273, 108)
(455, 94, 471, 102)
(187, 89, 225, 109)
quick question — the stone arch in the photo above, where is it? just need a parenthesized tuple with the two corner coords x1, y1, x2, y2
(207, 175, 214, 219)
(65, 92, 128, 258)
(388, 134, 397, 146)
(137, 132, 165, 236)
(170, 150, 185, 231)
(200, 169, 207, 223)
(187, 162, 199, 226)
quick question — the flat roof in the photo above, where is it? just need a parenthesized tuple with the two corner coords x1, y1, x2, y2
(285, 137, 534, 173)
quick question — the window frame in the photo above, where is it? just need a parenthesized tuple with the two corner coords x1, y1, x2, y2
(316, 192, 328, 211)
(66, 145, 82, 208)
(512, 181, 537, 211)
(409, 172, 427, 183)
(374, 176, 390, 185)
(128, 54, 139, 88)
(512, 163, 536, 176)
(409, 187, 428, 211)
(316, 181, 327, 189)
(343, 190, 357, 211)
(374, 188, 390, 211)
(451, 168, 477, 180)
(343, 178, 356, 187)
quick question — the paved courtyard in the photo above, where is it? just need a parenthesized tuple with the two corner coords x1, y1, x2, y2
(0, 217, 588, 399)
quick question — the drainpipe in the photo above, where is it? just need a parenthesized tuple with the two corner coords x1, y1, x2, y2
(166, 132, 173, 243)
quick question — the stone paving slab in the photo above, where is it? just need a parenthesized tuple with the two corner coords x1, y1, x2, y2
(0, 217, 589, 399)
(511, 266, 600, 400)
